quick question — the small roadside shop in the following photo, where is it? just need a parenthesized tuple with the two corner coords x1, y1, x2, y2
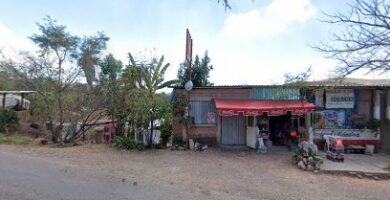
(171, 79, 390, 152)
(171, 86, 316, 149)
(214, 99, 315, 148)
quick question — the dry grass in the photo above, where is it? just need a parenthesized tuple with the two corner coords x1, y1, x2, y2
(0, 133, 32, 145)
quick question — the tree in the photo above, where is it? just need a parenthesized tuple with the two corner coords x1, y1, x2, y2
(0, 16, 107, 143)
(63, 84, 109, 143)
(283, 67, 312, 100)
(28, 16, 80, 142)
(315, 0, 390, 76)
(284, 67, 312, 86)
(125, 88, 150, 138)
(218, 0, 231, 10)
(78, 32, 109, 88)
(0, 71, 15, 90)
(153, 92, 173, 146)
(100, 54, 122, 83)
(121, 53, 152, 138)
(98, 54, 125, 134)
(216, 0, 255, 10)
(128, 53, 179, 147)
(143, 55, 180, 95)
(177, 51, 214, 87)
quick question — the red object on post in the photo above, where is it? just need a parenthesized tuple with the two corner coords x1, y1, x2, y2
(185, 29, 193, 79)
(185, 29, 193, 63)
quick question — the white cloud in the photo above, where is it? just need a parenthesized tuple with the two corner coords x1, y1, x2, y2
(0, 22, 13, 36)
(221, 0, 317, 39)
(0, 21, 36, 58)
(206, 44, 340, 86)
(266, 0, 317, 23)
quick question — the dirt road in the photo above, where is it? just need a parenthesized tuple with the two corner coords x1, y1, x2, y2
(0, 144, 389, 200)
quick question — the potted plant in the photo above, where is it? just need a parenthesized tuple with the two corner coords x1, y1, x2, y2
(366, 119, 381, 138)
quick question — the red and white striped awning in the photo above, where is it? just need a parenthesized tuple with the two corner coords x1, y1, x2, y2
(214, 99, 315, 116)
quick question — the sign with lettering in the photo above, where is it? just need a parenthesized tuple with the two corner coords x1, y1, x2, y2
(326, 89, 354, 109)
(313, 129, 377, 139)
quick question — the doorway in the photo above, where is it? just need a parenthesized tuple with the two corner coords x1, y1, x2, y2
(221, 114, 246, 145)
(269, 114, 293, 145)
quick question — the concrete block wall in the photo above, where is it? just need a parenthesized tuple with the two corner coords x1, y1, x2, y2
(189, 126, 217, 145)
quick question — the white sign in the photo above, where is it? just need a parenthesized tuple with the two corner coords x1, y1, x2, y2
(207, 112, 216, 124)
(326, 89, 354, 109)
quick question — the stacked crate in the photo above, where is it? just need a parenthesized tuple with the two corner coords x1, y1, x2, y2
(326, 137, 345, 162)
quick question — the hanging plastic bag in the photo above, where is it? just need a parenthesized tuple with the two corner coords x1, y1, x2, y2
(258, 137, 267, 153)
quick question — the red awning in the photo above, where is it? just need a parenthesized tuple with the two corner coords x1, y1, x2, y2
(214, 99, 315, 116)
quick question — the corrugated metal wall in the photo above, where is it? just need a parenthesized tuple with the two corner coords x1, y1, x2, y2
(252, 87, 300, 100)
(221, 114, 246, 145)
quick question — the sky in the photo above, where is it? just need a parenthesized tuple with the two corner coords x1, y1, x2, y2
(0, 0, 388, 87)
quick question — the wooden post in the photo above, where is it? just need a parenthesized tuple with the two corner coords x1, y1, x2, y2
(186, 91, 190, 147)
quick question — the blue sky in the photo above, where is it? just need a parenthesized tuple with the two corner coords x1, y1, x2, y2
(0, 0, 387, 86)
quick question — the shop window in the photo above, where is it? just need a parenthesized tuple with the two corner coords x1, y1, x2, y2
(190, 101, 216, 125)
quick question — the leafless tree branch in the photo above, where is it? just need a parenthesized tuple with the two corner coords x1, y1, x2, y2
(314, 0, 390, 77)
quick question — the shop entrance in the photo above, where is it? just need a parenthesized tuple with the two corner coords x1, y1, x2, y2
(268, 114, 292, 146)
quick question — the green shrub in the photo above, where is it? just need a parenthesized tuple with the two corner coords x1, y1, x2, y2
(112, 136, 145, 150)
(292, 149, 320, 163)
(135, 141, 145, 150)
(159, 121, 172, 147)
(0, 109, 19, 133)
(366, 118, 381, 132)
(172, 136, 184, 147)
(154, 143, 164, 149)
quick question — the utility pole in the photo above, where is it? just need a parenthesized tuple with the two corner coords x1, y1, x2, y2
(184, 28, 193, 147)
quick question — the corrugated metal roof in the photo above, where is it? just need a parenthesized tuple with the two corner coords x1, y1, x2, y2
(171, 78, 390, 89)
(0, 91, 37, 94)
(252, 87, 300, 100)
(309, 78, 390, 88)
(170, 85, 278, 89)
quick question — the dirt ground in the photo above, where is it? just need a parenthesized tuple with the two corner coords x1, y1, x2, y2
(1, 144, 389, 200)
